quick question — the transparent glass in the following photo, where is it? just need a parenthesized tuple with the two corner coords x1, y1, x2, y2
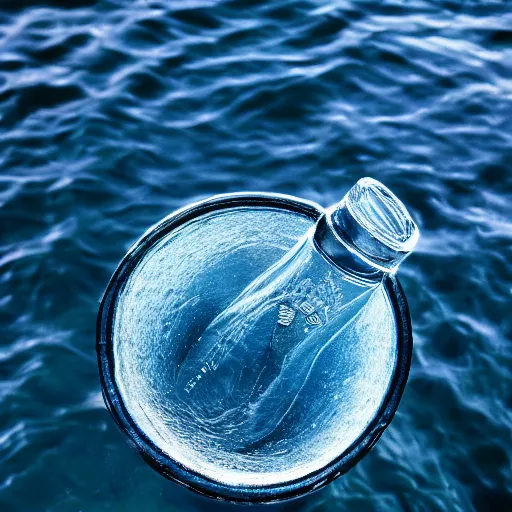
(112, 178, 419, 488)
(175, 233, 380, 449)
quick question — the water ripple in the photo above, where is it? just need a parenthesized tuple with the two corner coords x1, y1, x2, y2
(0, 0, 511, 510)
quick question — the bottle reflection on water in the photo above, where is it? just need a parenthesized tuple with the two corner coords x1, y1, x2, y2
(176, 178, 419, 450)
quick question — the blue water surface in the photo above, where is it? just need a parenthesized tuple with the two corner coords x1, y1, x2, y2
(1, 1, 511, 511)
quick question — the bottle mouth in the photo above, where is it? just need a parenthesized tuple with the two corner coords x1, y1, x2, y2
(330, 178, 419, 272)
(346, 178, 419, 252)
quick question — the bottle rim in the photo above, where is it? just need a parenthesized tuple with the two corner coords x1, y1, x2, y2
(345, 177, 419, 253)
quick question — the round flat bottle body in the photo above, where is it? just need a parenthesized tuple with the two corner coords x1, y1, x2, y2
(98, 194, 412, 502)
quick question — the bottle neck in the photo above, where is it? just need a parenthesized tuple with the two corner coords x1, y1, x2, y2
(313, 213, 384, 282)
(315, 178, 419, 275)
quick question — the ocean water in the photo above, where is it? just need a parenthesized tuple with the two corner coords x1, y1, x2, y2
(0, 0, 511, 511)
